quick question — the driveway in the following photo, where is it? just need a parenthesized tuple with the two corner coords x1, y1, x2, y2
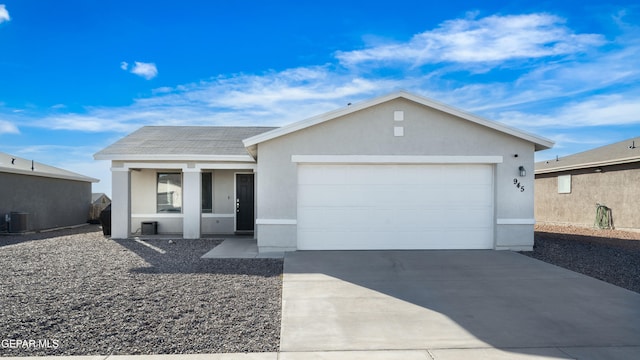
(280, 250, 640, 359)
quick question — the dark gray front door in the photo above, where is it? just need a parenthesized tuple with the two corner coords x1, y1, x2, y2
(236, 174, 255, 231)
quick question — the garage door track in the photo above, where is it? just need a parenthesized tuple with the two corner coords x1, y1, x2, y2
(280, 250, 640, 359)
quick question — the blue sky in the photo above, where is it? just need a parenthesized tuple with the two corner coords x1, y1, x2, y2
(1, 0, 639, 196)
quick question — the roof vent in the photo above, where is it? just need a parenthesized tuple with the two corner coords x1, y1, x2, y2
(630, 141, 637, 149)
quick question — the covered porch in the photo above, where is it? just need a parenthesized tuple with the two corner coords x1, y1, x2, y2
(110, 161, 256, 239)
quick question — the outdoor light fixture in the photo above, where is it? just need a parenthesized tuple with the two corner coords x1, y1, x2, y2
(519, 166, 526, 177)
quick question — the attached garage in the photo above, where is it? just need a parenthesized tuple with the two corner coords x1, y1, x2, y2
(242, 91, 553, 252)
(296, 162, 495, 250)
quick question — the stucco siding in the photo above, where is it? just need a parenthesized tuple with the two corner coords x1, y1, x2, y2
(131, 169, 158, 214)
(212, 170, 236, 214)
(0, 172, 91, 231)
(256, 98, 537, 250)
(535, 165, 640, 229)
(256, 224, 297, 252)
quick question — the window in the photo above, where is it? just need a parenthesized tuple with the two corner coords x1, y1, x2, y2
(202, 172, 213, 213)
(558, 175, 571, 194)
(157, 173, 182, 212)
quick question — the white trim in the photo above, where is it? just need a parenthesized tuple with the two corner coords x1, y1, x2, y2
(202, 213, 235, 218)
(243, 91, 554, 151)
(120, 162, 257, 171)
(124, 162, 187, 170)
(95, 154, 256, 162)
(182, 168, 201, 173)
(496, 245, 533, 251)
(196, 163, 257, 170)
(496, 218, 536, 225)
(132, 213, 184, 218)
(291, 155, 504, 164)
(256, 218, 297, 225)
(111, 167, 130, 172)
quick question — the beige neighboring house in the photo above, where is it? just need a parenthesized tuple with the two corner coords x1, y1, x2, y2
(90, 193, 111, 222)
(535, 136, 640, 230)
(95, 91, 553, 252)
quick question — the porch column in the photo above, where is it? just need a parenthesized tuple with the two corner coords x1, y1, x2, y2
(111, 167, 131, 239)
(182, 168, 201, 239)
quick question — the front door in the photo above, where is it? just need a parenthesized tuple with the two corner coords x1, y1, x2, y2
(235, 173, 255, 232)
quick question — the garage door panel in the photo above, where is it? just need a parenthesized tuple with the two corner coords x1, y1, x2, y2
(299, 184, 492, 208)
(297, 164, 494, 250)
(299, 206, 493, 231)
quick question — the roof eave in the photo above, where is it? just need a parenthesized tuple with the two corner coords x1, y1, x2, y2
(242, 90, 555, 151)
(535, 156, 640, 174)
(1, 167, 99, 183)
(93, 153, 257, 162)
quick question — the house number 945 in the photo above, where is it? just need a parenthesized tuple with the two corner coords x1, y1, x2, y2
(513, 178, 525, 192)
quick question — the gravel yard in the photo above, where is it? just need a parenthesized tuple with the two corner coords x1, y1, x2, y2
(524, 224, 640, 294)
(3, 223, 639, 356)
(0, 225, 283, 356)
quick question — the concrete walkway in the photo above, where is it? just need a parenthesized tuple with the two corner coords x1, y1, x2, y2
(280, 250, 640, 359)
(201, 238, 284, 259)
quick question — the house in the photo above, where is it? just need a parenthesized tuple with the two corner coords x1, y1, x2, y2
(535, 136, 640, 230)
(94, 91, 553, 251)
(0, 152, 99, 232)
(89, 193, 111, 223)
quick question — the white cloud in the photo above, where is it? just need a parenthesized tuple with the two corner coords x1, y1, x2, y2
(120, 61, 129, 70)
(0, 4, 10, 24)
(130, 61, 158, 80)
(34, 65, 398, 133)
(336, 13, 605, 68)
(495, 93, 640, 129)
(0, 120, 19, 134)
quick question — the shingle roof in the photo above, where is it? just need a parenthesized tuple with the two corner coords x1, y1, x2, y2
(535, 136, 640, 174)
(0, 152, 99, 183)
(94, 126, 277, 161)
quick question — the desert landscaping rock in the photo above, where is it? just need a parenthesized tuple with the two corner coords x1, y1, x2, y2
(524, 224, 640, 294)
(2, 223, 638, 356)
(0, 226, 282, 356)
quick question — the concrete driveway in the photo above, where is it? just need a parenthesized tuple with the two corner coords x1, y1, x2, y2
(280, 250, 640, 359)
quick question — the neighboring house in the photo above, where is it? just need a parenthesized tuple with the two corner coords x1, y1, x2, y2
(89, 193, 111, 222)
(94, 91, 553, 251)
(0, 152, 99, 232)
(92, 193, 111, 206)
(535, 136, 640, 230)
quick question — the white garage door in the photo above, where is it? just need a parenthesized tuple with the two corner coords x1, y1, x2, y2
(297, 164, 494, 250)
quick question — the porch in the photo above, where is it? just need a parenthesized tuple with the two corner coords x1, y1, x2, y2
(110, 162, 256, 239)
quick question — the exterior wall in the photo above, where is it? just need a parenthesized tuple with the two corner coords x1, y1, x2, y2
(127, 167, 241, 235)
(256, 98, 536, 251)
(0, 172, 92, 231)
(535, 164, 640, 230)
(203, 169, 236, 234)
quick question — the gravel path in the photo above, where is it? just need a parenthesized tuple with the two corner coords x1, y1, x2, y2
(523, 224, 640, 294)
(0, 226, 283, 356)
